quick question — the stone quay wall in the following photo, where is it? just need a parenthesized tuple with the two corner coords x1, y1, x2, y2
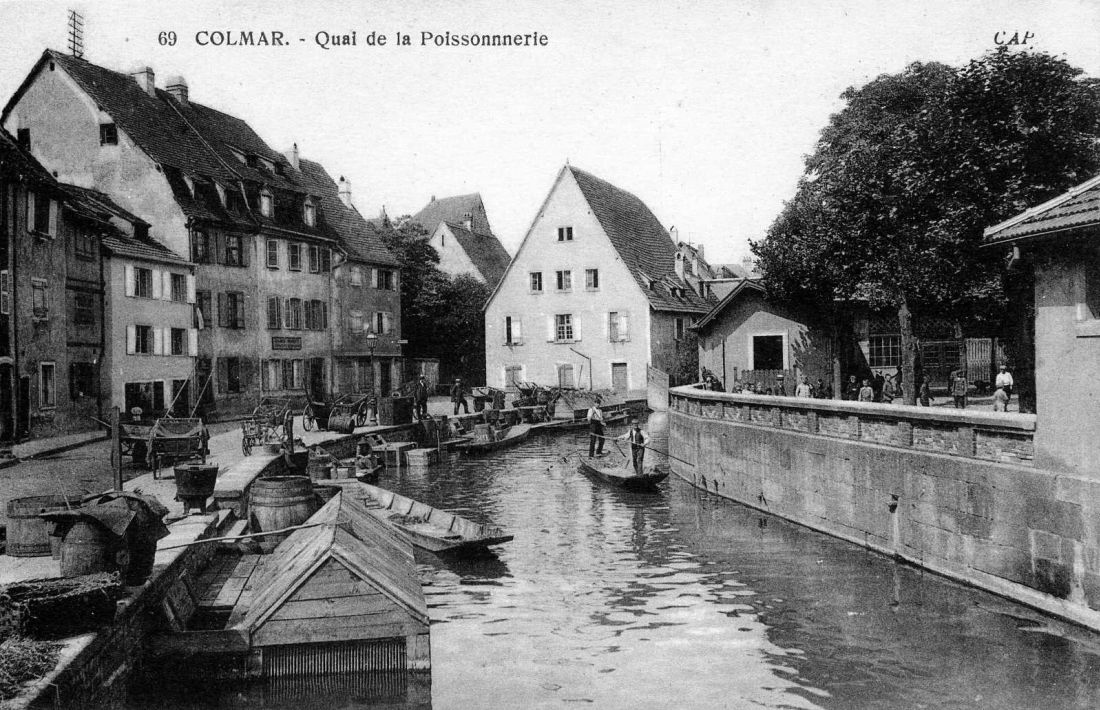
(668, 386, 1100, 630)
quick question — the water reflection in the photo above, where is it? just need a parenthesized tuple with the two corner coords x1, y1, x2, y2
(144, 427, 1100, 709)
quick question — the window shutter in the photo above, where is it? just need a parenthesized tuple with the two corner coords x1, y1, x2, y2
(383, 312, 392, 335)
(217, 358, 228, 394)
(320, 303, 328, 330)
(151, 270, 163, 299)
(126, 325, 136, 354)
(214, 233, 225, 265)
(25, 191, 35, 232)
(163, 271, 173, 300)
(283, 360, 294, 390)
(236, 294, 246, 330)
(240, 237, 250, 267)
(125, 265, 135, 297)
(48, 199, 58, 237)
(513, 318, 523, 341)
(153, 327, 163, 355)
(240, 358, 254, 390)
(604, 312, 611, 340)
(188, 328, 198, 356)
(573, 315, 581, 340)
(547, 316, 555, 342)
(186, 274, 196, 304)
(621, 313, 630, 341)
(371, 268, 378, 288)
(217, 292, 227, 327)
(321, 248, 331, 272)
(261, 360, 270, 391)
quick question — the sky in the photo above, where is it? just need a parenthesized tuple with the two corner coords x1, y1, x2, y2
(1, 0, 1099, 265)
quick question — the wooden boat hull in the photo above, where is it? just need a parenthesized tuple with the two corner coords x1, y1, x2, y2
(355, 482, 513, 555)
(577, 459, 669, 492)
(355, 463, 384, 483)
(455, 424, 532, 454)
(542, 411, 630, 431)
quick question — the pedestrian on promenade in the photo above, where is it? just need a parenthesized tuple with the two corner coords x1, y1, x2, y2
(951, 370, 968, 409)
(881, 375, 897, 404)
(587, 396, 606, 457)
(995, 365, 1014, 405)
(919, 376, 933, 406)
(993, 386, 1009, 412)
(845, 375, 860, 401)
(413, 374, 430, 420)
(775, 374, 787, 396)
(617, 420, 650, 475)
(872, 372, 885, 402)
(858, 379, 874, 402)
(795, 376, 813, 398)
(450, 378, 469, 415)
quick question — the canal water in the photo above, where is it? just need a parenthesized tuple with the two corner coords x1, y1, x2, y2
(144, 426, 1100, 709)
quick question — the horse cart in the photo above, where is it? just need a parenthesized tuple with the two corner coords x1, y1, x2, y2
(148, 418, 210, 478)
(241, 397, 296, 456)
(303, 392, 375, 434)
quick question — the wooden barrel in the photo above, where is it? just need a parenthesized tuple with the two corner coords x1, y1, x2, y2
(307, 449, 332, 480)
(250, 476, 316, 545)
(60, 519, 115, 577)
(6, 495, 77, 557)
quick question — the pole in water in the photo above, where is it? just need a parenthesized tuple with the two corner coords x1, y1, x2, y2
(111, 406, 122, 492)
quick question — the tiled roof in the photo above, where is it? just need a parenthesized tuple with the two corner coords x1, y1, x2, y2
(0, 127, 56, 187)
(568, 166, 712, 313)
(60, 185, 189, 266)
(693, 279, 766, 331)
(984, 175, 1100, 246)
(298, 158, 399, 266)
(443, 221, 511, 287)
(411, 193, 490, 236)
(23, 51, 382, 259)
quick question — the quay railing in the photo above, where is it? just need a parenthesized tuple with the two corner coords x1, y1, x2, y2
(670, 385, 1036, 467)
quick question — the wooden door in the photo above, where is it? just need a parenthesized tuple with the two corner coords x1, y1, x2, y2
(611, 363, 628, 392)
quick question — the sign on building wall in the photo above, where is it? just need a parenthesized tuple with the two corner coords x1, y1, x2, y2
(271, 337, 302, 351)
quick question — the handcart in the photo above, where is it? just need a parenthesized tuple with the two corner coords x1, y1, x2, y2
(149, 417, 209, 478)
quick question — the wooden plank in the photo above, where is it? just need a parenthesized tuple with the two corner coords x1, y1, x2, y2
(166, 578, 196, 625)
(292, 579, 384, 601)
(147, 630, 250, 658)
(270, 593, 391, 621)
(212, 577, 248, 608)
(253, 615, 423, 646)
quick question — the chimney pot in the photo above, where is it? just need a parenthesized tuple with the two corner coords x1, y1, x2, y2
(130, 66, 156, 97)
(283, 143, 299, 171)
(165, 75, 188, 105)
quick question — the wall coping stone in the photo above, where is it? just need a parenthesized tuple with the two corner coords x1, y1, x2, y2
(671, 385, 1036, 433)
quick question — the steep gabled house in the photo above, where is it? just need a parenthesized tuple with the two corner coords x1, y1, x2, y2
(2, 50, 398, 416)
(412, 193, 511, 287)
(484, 165, 711, 392)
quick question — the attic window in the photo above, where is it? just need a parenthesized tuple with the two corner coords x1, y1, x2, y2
(99, 123, 118, 145)
(246, 154, 259, 168)
(16, 128, 30, 151)
(303, 198, 316, 227)
(260, 189, 273, 218)
(557, 227, 573, 242)
(274, 162, 286, 177)
(231, 149, 246, 164)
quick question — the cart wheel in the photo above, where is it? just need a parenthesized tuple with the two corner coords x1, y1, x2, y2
(355, 409, 368, 428)
(303, 406, 315, 431)
(242, 436, 252, 456)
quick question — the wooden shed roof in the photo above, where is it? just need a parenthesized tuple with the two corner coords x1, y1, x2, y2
(230, 491, 428, 635)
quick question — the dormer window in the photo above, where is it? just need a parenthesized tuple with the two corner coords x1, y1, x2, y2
(260, 189, 273, 218)
(182, 175, 195, 197)
(246, 154, 259, 168)
(230, 148, 246, 164)
(303, 198, 316, 227)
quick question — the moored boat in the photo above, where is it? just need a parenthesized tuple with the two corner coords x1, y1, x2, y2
(577, 458, 669, 492)
(355, 482, 514, 554)
(455, 423, 532, 454)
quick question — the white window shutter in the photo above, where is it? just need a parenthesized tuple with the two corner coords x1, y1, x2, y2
(126, 325, 136, 354)
(151, 269, 163, 299)
(48, 200, 58, 237)
(621, 313, 630, 341)
(162, 271, 172, 300)
(547, 316, 555, 342)
(25, 191, 35, 231)
(186, 274, 196, 304)
(188, 328, 198, 356)
(371, 268, 379, 288)
(513, 318, 523, 340)
(604, 313, 610, 340)
(124, 265, 135, 297)
(574, 314, 581, 340)
(383, 312, 392, 334)
(153, 327, 163, 355)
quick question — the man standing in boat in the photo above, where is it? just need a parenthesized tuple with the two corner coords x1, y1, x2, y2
(414, 374, 430, 420)
(451, 378, 470, 415)
(618, 420, 651, 475)
(587, 395, 605, 457)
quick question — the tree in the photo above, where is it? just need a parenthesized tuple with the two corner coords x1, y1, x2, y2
(752, 49, 1100, 405)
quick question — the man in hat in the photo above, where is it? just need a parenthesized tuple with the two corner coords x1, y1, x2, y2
(413, 374, 430, 420)
(450, 378, 469, 415)
(617, 420, 651, 475)
(995, 364, 1014, 406)
(587, 395, 606, 457)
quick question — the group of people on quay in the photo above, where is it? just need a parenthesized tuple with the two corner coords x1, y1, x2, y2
(700, 364, 1016, 412)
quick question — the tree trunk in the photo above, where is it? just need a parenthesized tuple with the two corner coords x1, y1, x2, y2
(954, 321, 968, 389)
(831, 316, 843, 400)
(898, 298, 918, 405)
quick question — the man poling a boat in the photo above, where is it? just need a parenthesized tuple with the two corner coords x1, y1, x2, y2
(616, 421, 650, 475)
(587, 395, 606, 458)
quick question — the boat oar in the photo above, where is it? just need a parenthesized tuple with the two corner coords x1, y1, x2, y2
(590, 432, 695, 467)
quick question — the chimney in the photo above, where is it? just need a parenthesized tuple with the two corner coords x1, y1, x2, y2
(670, 225, 680, 244)
(339, 176, 353, 207)
(463, 211, 473, 231)
(741, 255, 755, 274)
(430, 195, 436, 202)
(284, 143, 299, 170)
(130, 66, 155, 97)
(165, 75, 188, 106)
